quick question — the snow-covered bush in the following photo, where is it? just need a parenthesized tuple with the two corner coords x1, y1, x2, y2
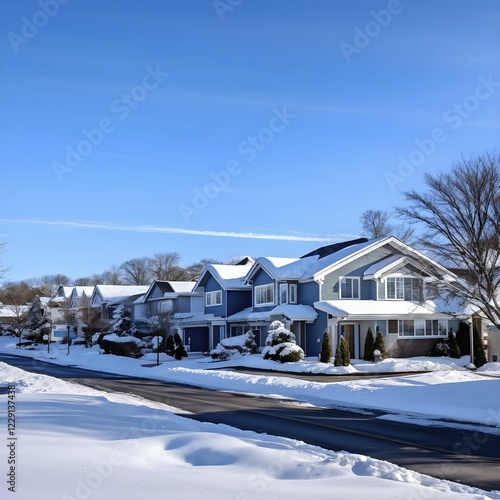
(432, 341, 450, 357)
(262, 321, 304, 363)
(210, 331, 257, 360)
(99, 333, 143, 358)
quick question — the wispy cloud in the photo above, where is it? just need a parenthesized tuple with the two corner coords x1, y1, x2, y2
(2, 218, 358, 243)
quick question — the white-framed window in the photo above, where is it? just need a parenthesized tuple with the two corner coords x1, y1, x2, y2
(205, 290, 222, 307)
(340, 277, 360, 299)
(151, 299, 173, 315)
(387, 319, 447, 337)
(386, 277, 423, 301)
(255, 283, 274, 306)
(289, 283, 297, 304)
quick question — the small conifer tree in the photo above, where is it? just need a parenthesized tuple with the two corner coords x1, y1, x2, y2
(165, 334, 175, 355)
(363, 327, 375, 361)
(340, 335, 350, 366)
(334, 337, 343, 367)
(456, 321, 470, 356)
(448, 329, 461, 359)
(473, 325, 487, 368)
(374, 328, 386, 360)
(320, 330, 332, 363)
(173, 332, 188, 360)
(334, 335, 350, 367)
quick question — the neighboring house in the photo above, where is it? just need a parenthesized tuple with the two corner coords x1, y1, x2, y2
(133, 280, 203, 333)
(89, 285, 149, 323)
(68, 286, 95, 309)
(225, 237, 466, 358)
(177, 258, 254, 352)
(52, 286, 75, 304)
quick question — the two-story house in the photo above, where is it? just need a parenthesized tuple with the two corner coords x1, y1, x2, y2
(133, 280, 203, 333)
(224, 237, 466, 358)
(178, 258, 254, 352)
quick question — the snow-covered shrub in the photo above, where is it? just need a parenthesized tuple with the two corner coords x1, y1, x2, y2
(99, 334, 143, 358)
(210, 331, 257, 360)
(210, 344, 238, 361)
(262, 321, 304, 363)
(432, 341, 450, 357)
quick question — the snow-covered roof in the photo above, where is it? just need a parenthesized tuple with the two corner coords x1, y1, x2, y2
(91, 285, 149, 305)
(226, 307, 272, 322)
(174, 312, 223, 324)
(72, 286, 95, 297)
(0, 305, 28, 318)
(363, 254, 407, 280)
(198, 263, 253, 290)
(244, 256, 319, 283)
(168, 281, 196, 294)
(269, 304, 317, 322)
(314, 299, 467, 319)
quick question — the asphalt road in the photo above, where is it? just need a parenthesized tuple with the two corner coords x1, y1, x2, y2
(2, 352, 500, 491)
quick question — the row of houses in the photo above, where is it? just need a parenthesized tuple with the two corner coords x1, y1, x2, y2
(51, 236, 499, 361)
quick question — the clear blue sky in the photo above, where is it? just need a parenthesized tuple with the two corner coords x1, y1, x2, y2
(1, 0, 499, 282)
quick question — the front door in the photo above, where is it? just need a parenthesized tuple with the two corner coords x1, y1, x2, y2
(340, 323, 358, 359)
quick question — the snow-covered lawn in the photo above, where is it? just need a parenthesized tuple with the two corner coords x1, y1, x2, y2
(1, 337, 500, 497)
(1, 363, 498, 499)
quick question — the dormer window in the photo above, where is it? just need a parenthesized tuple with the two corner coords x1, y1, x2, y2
(340, 277, 360, 299)
(255, 284, 274, 306)
(386, 277, 423, 301)
(206, 290, 222, 307)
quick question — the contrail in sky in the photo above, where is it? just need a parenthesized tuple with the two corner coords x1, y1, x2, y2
(2, 218, 358, 243)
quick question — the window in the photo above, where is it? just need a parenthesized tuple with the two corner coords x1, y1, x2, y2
(151, 300, 173, 315)
(340, 277, 360, 299)
(280, 283, 288, 304)
(205, 290, 222, 307)
(386, 277, 423, 301)
(255, 283, 274, 306)
(289, 284, 297, 304)
(387, 319, 447, 337)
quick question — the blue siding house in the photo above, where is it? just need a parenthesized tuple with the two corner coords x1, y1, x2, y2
(224, 237, 467, 358)
(178, 259, 254, 352)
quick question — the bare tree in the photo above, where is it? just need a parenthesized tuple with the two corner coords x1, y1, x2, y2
(120, 257, 152, 285)
(27, 274, 72, 297)
(0, 282, 34, 338)
(360, 209, 392, 239)
(101, 265, 123, 285)
(360, 209, 415, 244)
(149, 252, 187, 281)
(184, 258, 221, 281)
(79, 300, 105, 346)
(396, 152, 500, 329)
(0, 242, 8, 280)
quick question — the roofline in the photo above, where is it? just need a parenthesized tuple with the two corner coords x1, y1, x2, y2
(243, 259, 277, 285)
(310, 236, 457, 283)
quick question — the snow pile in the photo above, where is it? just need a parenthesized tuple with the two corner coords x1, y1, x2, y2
(0, 363, 497, 500)
(101, 333, 142, 345)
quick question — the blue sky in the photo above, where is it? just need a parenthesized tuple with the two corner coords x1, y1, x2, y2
(0, 0, 499, 282)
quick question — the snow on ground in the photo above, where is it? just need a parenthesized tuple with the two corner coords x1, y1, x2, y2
(1, 337, 499, 431)
(1, 363, 498, 500)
